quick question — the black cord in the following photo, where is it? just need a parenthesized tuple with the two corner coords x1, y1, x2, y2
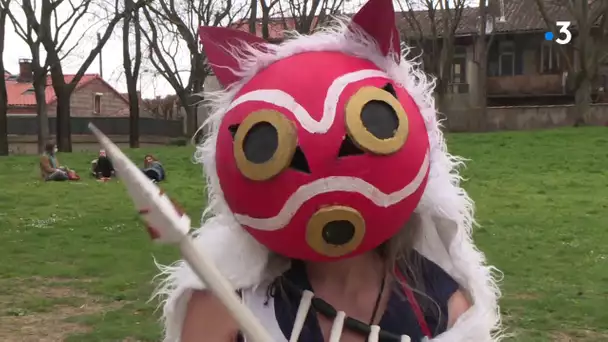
(369, 274, 386, 325)
(281, 276, 402, 342)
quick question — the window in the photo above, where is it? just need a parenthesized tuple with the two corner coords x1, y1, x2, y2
(93, 93, 102, 114)
(451, 46, 467, 83)
(498, 41, 515, 76)
(540, 42, 560, 74)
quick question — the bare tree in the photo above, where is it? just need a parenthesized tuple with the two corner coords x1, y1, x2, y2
(0, 0, 8, 155)
(4, 0, 54, 153)
(396, 0, 468, 114)
(140, 0, 247, 138)
(244, 0, 284, 41)
(248, 0, 258, 34)
(535, 0, 608, 125)
(259, 0, 281, 39)
(20, 0, 148, 152)
(123, 0, 142, 148)
(281, 0, 344, 34)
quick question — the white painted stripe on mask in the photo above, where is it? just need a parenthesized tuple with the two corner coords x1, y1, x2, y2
(227, 69, 388, 133)
(234, 151, 429, 231)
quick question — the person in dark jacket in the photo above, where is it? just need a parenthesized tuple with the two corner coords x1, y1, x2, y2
(91, 149, 115, 180)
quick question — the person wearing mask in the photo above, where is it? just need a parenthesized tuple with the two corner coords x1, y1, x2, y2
(153, 3, 501, 341)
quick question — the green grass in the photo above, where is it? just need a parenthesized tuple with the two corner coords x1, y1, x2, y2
(0, 127, 607, 341)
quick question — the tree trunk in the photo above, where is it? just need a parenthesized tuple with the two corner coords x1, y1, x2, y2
(0, 82, 7, 155)
(124, 0, 141, 148)
(0, 10, 8, 156)
(472, 0, 488, 132)
(248, 0, 258, 34)
(474, 57, 489, 132)
(185, 103, 197, 138)
(261, 5, 271, 40)
(33, 75, 49, 153)
(180, 91, 197, 139)
(127, 79, 140, 147)
(574, 76, 591, 126)
(55, 90, 72, 152)
(183, 74, 205, 138)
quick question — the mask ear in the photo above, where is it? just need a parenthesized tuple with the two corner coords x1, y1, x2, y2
(349, 0, 401, 63)
(199, 26, 268, 88)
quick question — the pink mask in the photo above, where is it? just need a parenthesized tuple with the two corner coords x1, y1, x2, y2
(200, 0, 430, 262)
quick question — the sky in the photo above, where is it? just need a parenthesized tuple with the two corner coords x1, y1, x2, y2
(3, 0, 210, 100)
(1, 0, 451, 100)
(2, 0, 377, 99)
(4, 35, 157, 96)
(3, 14, 171, 99)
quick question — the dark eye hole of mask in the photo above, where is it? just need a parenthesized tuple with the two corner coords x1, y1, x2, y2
(228, 122, 310, 174)
(360, 83, 400, 141)
(243, 121, 278, 164)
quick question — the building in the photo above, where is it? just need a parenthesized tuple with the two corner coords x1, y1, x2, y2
(227, 0, 608, 107)
(404, 0, 608, 106)
(6, 59, 131, 117)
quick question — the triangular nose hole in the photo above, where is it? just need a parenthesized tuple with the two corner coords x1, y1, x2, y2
(290, 146, 311, 173)
(338, 135, 365, 157)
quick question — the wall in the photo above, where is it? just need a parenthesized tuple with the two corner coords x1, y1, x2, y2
(7, 116, 183, 137)
(8, 135, 173, 155)
(46, 78, 129, 117)
(444, 104, 608, 132)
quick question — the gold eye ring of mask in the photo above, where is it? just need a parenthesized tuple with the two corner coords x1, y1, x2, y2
(232, 110, 297, 181)
(344, 85, 409, 155)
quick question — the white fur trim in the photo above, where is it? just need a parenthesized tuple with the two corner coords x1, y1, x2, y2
(235, 150, 429, 230)
(152, 214, 288, 341)
(228, 69, 388, 134)
(153, 18, 503, 342)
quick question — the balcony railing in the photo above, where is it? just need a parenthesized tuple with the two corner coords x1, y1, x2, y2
(487, 74, 567, 96)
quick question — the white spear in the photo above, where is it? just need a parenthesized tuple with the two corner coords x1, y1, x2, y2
(88, 123, 272, 342)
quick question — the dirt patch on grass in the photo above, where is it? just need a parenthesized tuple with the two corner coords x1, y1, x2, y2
(553, 332, 575, 342)
(552, 330, 608, 342)
(0, 278, 124, 342)
(511, 292, 540, 300)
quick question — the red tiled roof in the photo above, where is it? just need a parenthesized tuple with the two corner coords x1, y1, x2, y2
(6, 74, 125, 107)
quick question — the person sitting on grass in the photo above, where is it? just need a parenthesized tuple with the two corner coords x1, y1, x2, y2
(142, 154, 165, 183)
(91, 149, 114, 180)
(39, 142, 78, 181)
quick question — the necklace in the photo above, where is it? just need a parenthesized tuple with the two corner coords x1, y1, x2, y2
(281, 274, 403, 341)
(369, 273, 387, 324)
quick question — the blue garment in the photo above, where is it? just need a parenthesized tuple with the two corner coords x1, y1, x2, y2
(142, 161, 165, 182)
(270, 252, 459, 342)
(44, 152, 57, 169)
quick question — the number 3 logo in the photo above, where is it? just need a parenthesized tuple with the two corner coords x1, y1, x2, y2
(555, 21, 572, 45)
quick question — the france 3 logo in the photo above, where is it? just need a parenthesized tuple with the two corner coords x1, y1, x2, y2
(544, 21, 572, 45)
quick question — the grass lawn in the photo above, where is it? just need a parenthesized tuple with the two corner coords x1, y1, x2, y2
(0, 127, 606, 341)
